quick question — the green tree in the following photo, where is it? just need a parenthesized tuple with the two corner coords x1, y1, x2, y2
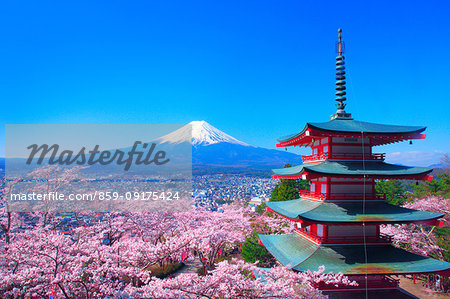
(255, 202, 267, 215)
(375, 179, 406, 205)
(410, 173, 450, 198)
(241, 232, 274, 267)
(270, 164, 309, 202)
(434, 227, 450, 262)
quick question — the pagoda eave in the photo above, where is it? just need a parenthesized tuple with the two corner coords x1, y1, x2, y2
(259, 233, 450, 276)
(276, 121, 426, 148)
(266, 198, 445, 225)
(295, 216, 444, 226)
(268, 211, 444, 226)
(272, 172, 433, 181)
(272, 161, 432, 180)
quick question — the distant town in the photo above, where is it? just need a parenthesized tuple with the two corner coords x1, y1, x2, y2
(193, 174, 275, 210)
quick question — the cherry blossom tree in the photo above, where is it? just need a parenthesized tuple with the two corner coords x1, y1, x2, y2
(0, 216, 152, 297)
(251, 212, 295, 235)
(381, 196, 449, 258)
(404, 196, 450, 221)
(177, 206, 252, 274)
(124, 259, 355, 299)
(0, 206, 354, 298)
(0, 166, 355, 298)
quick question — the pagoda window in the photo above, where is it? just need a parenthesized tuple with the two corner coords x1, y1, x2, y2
(323, 145, 329, 153)
(344, 137, 358, 142)
(320, 184, 327, 194)
(331, 177, 372, 183)
(332, 136, 369, 144)
(332, 145, 371, 154)
(330, 184, 372, 194)
(317, 224, 324, 237)
(310, 184, 315, 193)
(328, 225, 377, 238)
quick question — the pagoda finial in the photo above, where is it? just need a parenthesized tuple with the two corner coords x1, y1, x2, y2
(337, 28, 343, 56)
(331, 28, 352, 120)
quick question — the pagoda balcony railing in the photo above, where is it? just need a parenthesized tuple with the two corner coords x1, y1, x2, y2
(295, 229, 392, 245)
(302, 152, 385, 163)
(318, 275, 399, 290)
(299, 190, 386, 201)
(322, 234, 392, 245)
(299, 190, 326, 201)
(294, 229, 322, 244)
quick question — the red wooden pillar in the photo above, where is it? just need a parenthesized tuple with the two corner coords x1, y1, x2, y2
(326, 177, 330, 197)
(329, 136, 333, 158)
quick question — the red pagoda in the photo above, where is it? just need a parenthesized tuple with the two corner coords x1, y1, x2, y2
(259, 29, 450, 293)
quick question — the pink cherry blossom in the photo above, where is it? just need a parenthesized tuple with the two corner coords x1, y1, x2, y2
(0, 167, 356, 298)
(381, 196, 449, 258)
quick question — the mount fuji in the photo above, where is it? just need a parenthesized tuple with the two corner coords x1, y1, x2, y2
(156, 121, 303, 174)
(155, 121, 249, 147)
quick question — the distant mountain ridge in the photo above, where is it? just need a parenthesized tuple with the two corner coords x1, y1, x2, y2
(0, 121, 446, 176)
(0, 122, 301, 176)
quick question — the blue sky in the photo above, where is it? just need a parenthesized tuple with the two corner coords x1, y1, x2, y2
(1, 0, 449, 166)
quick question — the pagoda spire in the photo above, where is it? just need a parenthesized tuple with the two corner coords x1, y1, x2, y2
(331, 28, 352, 120)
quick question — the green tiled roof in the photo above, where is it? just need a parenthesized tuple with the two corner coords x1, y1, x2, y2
(272, 161, 432, 178)
(267, 199, 444, 223)
(259, 234, 450, 275)
(277, 119, 426, 143)
(259, 234, 318, 266)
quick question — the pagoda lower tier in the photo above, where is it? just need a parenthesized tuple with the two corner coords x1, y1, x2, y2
(259, 233, 450, 276)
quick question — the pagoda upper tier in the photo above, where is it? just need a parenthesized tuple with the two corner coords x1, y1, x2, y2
(266, 199, 444, 225)
(259, 233, 450, 276)
(276, 119, 426, 147)
(272, 161, 432, 180)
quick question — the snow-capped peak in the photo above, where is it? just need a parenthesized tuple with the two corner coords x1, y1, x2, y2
(155, 121, 249, 147)
(190, 121, 248, 146)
